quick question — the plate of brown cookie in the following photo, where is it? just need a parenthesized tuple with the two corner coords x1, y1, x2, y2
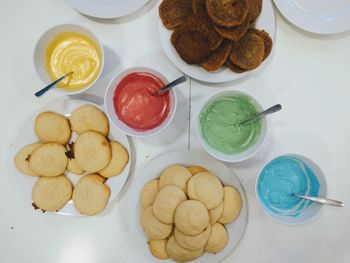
(11, 98, 131, 216)
(158, 0, 275, 83)
(125, 150, 248, 262)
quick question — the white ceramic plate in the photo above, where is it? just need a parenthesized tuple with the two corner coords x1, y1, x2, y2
(125, 150, 248, 263)
(158, 1, 276, 83)
(11, 98, 131, 216)
(66, 0, 150, 19)
(274, 0, 350, 34)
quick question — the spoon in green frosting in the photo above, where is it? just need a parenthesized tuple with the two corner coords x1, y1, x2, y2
(237, 104, 282, 126)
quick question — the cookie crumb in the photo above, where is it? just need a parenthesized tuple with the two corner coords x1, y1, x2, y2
(32, 202, 39, 210)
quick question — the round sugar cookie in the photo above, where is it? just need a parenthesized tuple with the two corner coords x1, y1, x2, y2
(74, 131, 111, 173)
(70, 105, 109, 136)
(148, 239, 169, 260)
(34, 111, 71, 145)
(67, 158, 85, 175)
(209, 201, 224, 224)
(187, 166, 208, 175)
(218, 186, 242, 224)
(14, 143, 42, 176)
(174, 224, 211, 251)
(159, 165, 192, 192)
(141, 179, 159, 208)
(166, 236, 203, 262)
(187, 172, 224, 209)
(29, 143, 68, 177)
(32, 175, 72, 211)
(72, 174, 111, 216)
(174, 200, 209, 236)
(205, 223, 228, 253)
(99, 141, 129, 178)
(153, 185, 187, 224)
(141, 206, 173, 240)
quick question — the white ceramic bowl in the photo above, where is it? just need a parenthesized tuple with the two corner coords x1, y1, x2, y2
(104, 67, 177, 137)
(255, 154, 327, 225)
(196, 91, 267, 162)
(34, 23, 104, 95)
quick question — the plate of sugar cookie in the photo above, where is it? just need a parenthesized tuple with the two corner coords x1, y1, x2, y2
(158, 0, 276, 83)
(126, 150, 247, 262)
(12, 98, 131, 216)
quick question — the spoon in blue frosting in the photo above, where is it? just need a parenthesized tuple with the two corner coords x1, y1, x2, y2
(292, 194, 344, 207)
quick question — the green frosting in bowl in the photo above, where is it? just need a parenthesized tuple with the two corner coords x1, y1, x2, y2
(199, 93, 262, 155)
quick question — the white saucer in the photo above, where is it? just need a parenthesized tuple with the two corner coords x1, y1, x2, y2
(11, 98, 131, 216)
(274, 0, 350, 34)
(158, 0, 276, 83)
(125, 150, 248, 262)
(66, 0, 150, 19)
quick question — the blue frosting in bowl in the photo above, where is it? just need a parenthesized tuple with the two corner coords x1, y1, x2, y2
(257, 156, 320, 217)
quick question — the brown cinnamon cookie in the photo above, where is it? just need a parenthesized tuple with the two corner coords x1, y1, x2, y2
(200, 40, 232, 71)
(171, 28, 210, 64)
(225, 59, 247, 73)
(213, 11, 252, 42)
(249, 28, 273, 60)
(249, 0, 262, 23)
(159, 0, 193, 29)
(229, 31, 265, 70)
(206, 0, 249, 27)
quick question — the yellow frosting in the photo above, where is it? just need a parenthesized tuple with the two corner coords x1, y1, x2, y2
(45, 32, 102, 91)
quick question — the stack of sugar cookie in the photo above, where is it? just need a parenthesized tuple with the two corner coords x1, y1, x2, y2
(14, 104, 129, 216)
(140, 165, 242, 262)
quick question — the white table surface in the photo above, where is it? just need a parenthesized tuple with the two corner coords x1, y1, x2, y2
(1, 1, 349, 262)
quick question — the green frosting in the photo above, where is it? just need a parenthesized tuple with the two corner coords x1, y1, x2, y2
(199, 94, 262, 154)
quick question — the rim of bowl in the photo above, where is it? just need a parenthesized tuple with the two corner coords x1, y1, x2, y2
(196, 90, 268, 163)
(104, 67, 177, 138)
(33, 23, 105, 95)
(255, 154, 327, 225)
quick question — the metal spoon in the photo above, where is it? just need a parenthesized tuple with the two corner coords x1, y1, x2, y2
(154, 75, 187, 95)
(237, 104, 282, 126)
(292, 194, 344, 207)
(35, 72, 73, 97)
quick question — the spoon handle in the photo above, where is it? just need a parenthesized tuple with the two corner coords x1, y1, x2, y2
(294, 194, 344, 207)
(157, 75, 187, 94)
(238, 104, 282, 126)
(35, 72, 72, 97)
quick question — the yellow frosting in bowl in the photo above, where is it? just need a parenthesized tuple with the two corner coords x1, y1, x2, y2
(45, 32, 102, 91)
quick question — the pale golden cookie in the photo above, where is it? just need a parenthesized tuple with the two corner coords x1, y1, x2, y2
(72, 174, 111, 216)
(187, 166, 208, 175)
(74, 131, 111, 173)
(14, 143, 42, 176)
(66, 143, 85, 175)
(32, 175, 72, 211)
(70, 105, 109, 136)
(148, 239, 169, 260)
(141, 206, 173, 240)
(35, 111, 71, 145)
(209, 201, 224, 224)
(174, 224, 211, 251)
(99, 141, 129, 178)
(174, 200, 209, 236)
(159, 165, 192, 192)
(166, 236, 203, 262)
(67, 158, 85, 175)
(205, 223, 228, 253)
(187, 172, 224, 209)
(218, 186, 242, 224)
(153, 185, 187, 224)
(29, 143, 68, 177)
(141, 179, 159, 208)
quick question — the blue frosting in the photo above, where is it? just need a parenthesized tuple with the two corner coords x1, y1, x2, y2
(258, 156, 320, 217)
